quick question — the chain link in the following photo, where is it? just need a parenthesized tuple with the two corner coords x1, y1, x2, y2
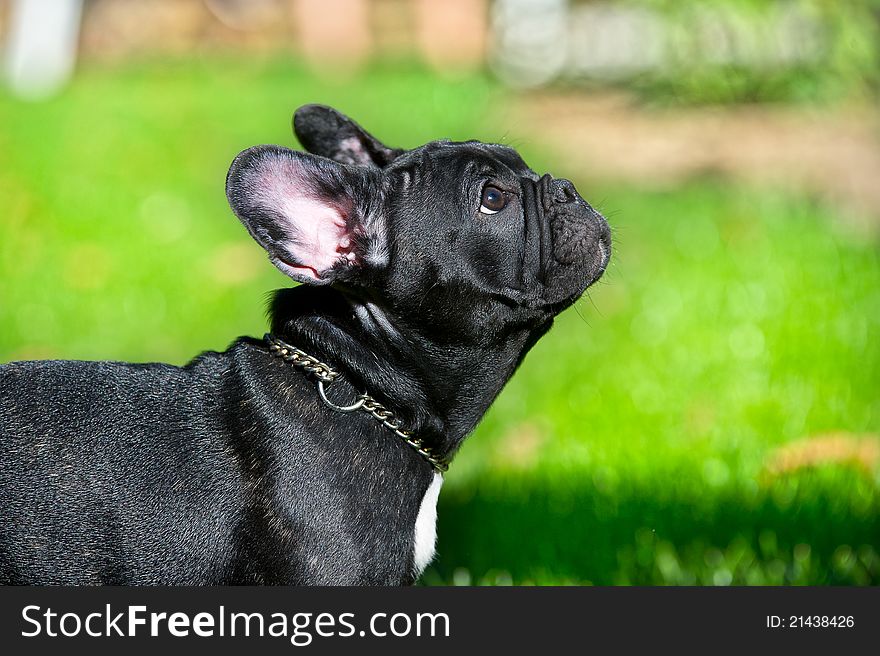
(265, 334, 338, 384)
(265, 334, 449, 472)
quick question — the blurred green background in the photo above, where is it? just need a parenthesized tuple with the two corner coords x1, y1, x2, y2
(0, 0, 878, 585)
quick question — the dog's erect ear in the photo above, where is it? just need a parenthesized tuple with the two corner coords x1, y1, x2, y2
(293, 104, 403, 168)
(226, 145, 387, 285)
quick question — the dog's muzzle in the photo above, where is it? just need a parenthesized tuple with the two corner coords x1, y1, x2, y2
(538, 174, 611, 274)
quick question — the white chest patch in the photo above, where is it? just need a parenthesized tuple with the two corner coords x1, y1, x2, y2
(412, 472, 443, 578)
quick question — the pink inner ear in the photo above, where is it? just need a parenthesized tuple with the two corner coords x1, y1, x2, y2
(280, 196, 347, 276)
(252, 157, 355, 280)
(336, 136, 373, 166)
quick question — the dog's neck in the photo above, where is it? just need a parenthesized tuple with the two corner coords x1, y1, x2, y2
(269, 285, 551, 464)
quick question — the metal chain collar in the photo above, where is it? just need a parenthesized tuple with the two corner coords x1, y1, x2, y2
(265, 333, 449, 473)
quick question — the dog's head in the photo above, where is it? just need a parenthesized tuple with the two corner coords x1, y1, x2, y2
(226, 105, 610, 343)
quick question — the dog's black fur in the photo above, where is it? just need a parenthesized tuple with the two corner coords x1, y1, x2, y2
(0, 105, 610, 585)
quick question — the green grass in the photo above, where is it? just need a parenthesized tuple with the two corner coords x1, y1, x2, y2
(1, 58, 878, 585)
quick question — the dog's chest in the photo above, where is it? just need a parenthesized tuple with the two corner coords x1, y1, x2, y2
(412, 473, 443, 577)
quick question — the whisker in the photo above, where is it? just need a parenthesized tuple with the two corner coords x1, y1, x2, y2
(573, 301, 591, 327)
(416, 280, 442, 313)
(584, 289, 602, 318)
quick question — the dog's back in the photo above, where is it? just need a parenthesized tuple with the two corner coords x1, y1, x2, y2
(0, 356, 245, 584)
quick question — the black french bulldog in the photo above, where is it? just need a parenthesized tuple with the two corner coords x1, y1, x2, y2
(0, 105, 610, 585)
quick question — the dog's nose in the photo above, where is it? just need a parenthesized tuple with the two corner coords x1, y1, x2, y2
(538, 174, 581, 212)
(551, 178, 579, 204)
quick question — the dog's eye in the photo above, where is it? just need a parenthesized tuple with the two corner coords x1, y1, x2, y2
(479, 186, 508, 215)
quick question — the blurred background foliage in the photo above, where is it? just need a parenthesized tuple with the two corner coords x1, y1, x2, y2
(588, 0, 880, 104)
(0, 0, 878, 585)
